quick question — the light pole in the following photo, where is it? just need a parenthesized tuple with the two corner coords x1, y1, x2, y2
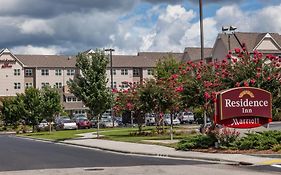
(199, 0, 207, 127)
(199, 0, 204, 61)
(222, 26, 243, 50)
(105, 48, 115, 127)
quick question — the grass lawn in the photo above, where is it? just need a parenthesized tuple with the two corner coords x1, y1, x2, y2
(20, 125, 198, 147)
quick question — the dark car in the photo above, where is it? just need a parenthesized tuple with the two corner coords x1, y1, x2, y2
(76, 118, 92, 129)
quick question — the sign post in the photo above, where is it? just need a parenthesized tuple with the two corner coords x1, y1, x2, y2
(215, 87, 272, 128)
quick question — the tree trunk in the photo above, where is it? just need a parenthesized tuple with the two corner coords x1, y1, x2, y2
(97, 114, 100, 139)
(49, 121, 52, 133)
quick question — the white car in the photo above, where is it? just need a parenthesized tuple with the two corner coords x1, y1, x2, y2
(164, 114, 181, 126)
(179, 111, 195, 124)
(56, 118, 78, 130)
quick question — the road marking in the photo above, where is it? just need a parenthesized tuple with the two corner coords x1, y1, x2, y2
(257, 159, 281, 165)
(271, 164, 281, 168)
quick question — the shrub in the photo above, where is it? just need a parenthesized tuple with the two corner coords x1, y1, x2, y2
(272, 144, 281, 152)
(234, 130, 281, 150)
(215, 127, 240, 147)
(177, 134, 217, 150)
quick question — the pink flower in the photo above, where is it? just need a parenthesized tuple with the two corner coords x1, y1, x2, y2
(112, 88, 118, 93)
(126, 102, 134, 110)
(235, 82, 240, 87)
(243, 81, 249, 87)
(171, 74, 179, 80)
(204, 92, 211, 100)
(256, 73, 261, 78)
(175, 86, 184, 92)
(267, 77, 271, 81)
(234, 48, 241, 54)
(250, 79, 256, 84)
(196, 74, 201, 80)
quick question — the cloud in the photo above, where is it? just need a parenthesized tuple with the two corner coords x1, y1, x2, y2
(0, 0, 137, 18)
(12, 45, 62, 55)
(19, 19, 54, 35)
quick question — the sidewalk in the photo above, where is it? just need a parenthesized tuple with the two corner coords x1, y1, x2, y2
(61, 132, 281, 166)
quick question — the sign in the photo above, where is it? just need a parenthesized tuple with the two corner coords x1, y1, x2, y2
(215, 87, 272, 128)
(0, 59, 15, 68)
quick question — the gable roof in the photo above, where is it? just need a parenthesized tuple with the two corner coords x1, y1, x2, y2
(217, 32, 281, 53)
(182, 47, 213, 62)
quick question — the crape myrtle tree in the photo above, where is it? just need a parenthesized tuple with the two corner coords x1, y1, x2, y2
(180, 47, 281, 122)
(113, 82, 145, 132)
(67, 49, 112, 138)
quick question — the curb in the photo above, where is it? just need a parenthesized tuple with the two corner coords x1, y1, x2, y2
(17, 135, 242, 165)
(62, 141, 241, 165)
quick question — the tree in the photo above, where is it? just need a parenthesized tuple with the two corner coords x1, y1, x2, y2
(155, 54, 181, 80)
(40, 86, 62, 132)
(23, 87, 43, 132)
(0, 97, 20, 128)
(67, 50, 112, 137)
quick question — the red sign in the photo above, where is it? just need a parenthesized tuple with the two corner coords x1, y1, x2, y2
(215, 87, 272, 128)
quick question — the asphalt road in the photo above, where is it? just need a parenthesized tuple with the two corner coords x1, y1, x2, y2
(0, 135, 210, 171)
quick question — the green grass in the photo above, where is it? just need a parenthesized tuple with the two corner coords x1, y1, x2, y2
(20, 125, 198, 147)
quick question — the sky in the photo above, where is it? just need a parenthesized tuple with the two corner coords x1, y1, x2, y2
(0, 0, 281, 55)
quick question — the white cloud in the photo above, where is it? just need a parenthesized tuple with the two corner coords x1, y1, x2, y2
(19, 19, 54, 35)
(12, 45, 61, 55)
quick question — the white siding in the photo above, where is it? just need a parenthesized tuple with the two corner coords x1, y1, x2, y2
(0, 54, 24, 96)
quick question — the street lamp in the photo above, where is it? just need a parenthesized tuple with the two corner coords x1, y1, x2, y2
(199, 0, 204, 61)
(222, 26, 243, 50)
(104, 48, 115, 127)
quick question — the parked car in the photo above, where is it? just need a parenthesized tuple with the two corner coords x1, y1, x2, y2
(163, 114, 180, 126)
(56, 118, 77, 130)
(100, 118, 119, 128)
(36, 120, 49, 132)
(76, 118, 92, 129)
(145, 113, 156, 126)
(178, 111, 195, 124)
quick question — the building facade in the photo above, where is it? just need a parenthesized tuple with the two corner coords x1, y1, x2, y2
(0, 48, 183, 116)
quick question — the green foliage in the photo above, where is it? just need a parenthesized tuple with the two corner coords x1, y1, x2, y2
(234, 130, 281, 150)
(176, 134, 217, 150)
(23, 87, 43, 130)
(67, 49, 112, 117)
(41, 86, 62, 132)
(0, 87, 62, 132)
(155, 54, 181, 80)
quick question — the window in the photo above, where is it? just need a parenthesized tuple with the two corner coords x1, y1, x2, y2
(55, 69, 62, 76)
(55, 82, 62, 88)
(111, 82, 117, 89)
(67, 97, 72, 102)
(112, 69, 116, 75)
(25, 69, 33, 76)
(121, 69, 128, 75)
(147, 69, 154, 75)
(41, 82, 49, 88)
(72, 97, 77, 102)
(67, 69, 75, 76)
(121, 82, 129, 88)
(41, 69, 49, 76)
(14, 83, 21, 89)
(25, 82, 33, 88)
(133, 69, 140, 76)
(14, 69, 20, 76)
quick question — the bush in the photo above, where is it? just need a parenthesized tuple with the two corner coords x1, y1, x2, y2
(215, 127, 240, 147)
(272, 144, 281, 152)
(177, 134, 217, 150)
(234, 130, 281, 150)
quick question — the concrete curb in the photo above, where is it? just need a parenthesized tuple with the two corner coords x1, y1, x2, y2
(17, 135, 243, 165)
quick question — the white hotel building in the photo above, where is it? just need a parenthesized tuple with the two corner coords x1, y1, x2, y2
(1, 32, 280, 116)
(0, 48, 183, 116)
